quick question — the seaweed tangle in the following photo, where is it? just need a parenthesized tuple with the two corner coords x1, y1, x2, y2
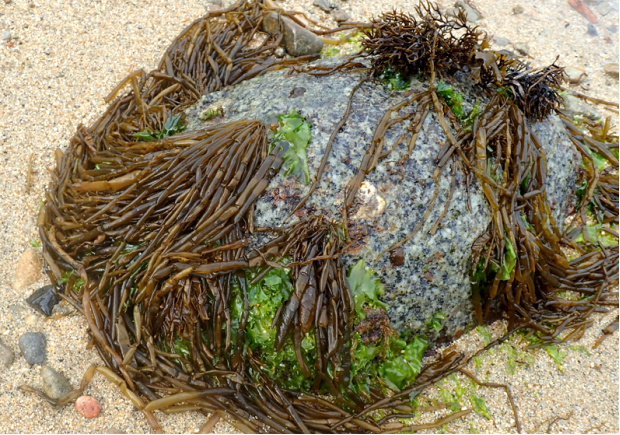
(23, 0, 618, 434)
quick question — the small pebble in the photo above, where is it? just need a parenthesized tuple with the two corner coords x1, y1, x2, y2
(564, 66, 586, 84)
(603, 62, 619, 78)
(206, 0, 222, 6)
(105, 428, 126, 434)
(513, 42, 530, 56)
(596, 1, 613, 15)
(9, 302, 28, 320)
(513, 5, 524, 14)
(25, 314, 38, 326)
(26, 285, 61, 317)
(587, 23, 598, 36)
(333, 9, 350, 23)
(75, 396, 102, 419)
(454, 0, 483, 22)
(262, 12, 323, 56)
(274, 46, 286, 58)
(13, 249, 42, 291)
(41, 365, 73, 399)
(313, 0, 332, 13)
(607, 23, 618, 33)
(18, 332, 47, 365)
(493, 35, 510, 46)
(2, 29, 11, 41)
(0, 339, 15, 368)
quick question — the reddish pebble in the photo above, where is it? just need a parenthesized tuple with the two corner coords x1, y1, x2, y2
(75, 395, 101, 418)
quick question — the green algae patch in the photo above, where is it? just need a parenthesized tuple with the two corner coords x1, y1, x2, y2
(436, 81, 480, 125)
(347, 259, 388, 315)
(132, 114, 186, 141)
(380, 65, 410, 91)
(271, 110, 312, 184)
(230, 266, 317, 391)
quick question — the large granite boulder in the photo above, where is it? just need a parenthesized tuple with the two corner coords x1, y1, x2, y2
(184, 58, 581, 338)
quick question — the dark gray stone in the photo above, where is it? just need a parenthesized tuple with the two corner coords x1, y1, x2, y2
(261, 12, 323, 57)
(313, 0, 332, 13)
(184, 58, 581, 338)
(587, 24, 599, 36)
(18, 332, 46, 365)
(41, 365, 73, 399)
(26, 285, 61, 317)
(333, 9, 351, 23)
(0, 339, 15, 368)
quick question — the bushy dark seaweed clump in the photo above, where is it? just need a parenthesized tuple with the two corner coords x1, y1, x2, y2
(476, 51, 565, 121)
(501, 61, 565, 121)
(363, 3, 483, 79)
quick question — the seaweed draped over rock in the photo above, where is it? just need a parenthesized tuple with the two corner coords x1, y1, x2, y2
(24, 0, 618, 434)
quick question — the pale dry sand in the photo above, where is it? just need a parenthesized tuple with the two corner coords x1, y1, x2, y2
(0, 0, 617, 433)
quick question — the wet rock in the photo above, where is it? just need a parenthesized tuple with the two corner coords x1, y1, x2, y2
(562, 94, 603, 120)
(13, 249, 42, 291)
(587, 23, 599, 36)
(564, 66, 586, 84)
(333, 9, 351, 23)
(512, 5, 524, 14)
(18, 332, 47, 365)
(603, 62, 619, 78)
(455, 1, 483, 22)
(0, 339, 15, 368)
(313, 0, 332, 13)
(185, 57, 581, 337)
(513, 42, 531, 56)
(41, 365, 73, 399)
(26, 285, 61, 317)
(596, 1, 613, 15)
(75, 396, 102, 418)
(492, 36, 510, 47)
(262, 12, 323, 57)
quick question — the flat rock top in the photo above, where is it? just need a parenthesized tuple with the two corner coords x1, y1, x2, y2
(185, 58, 580, 337)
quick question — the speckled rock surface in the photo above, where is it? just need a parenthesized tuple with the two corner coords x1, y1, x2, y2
(185, 58, 580, 338)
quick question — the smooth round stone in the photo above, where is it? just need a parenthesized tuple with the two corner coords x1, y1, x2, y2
(75, 396, 101, 418)
(0, 339, 15, 368)
(18, 332, 46, 365)
(41, 365, 73, 399)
